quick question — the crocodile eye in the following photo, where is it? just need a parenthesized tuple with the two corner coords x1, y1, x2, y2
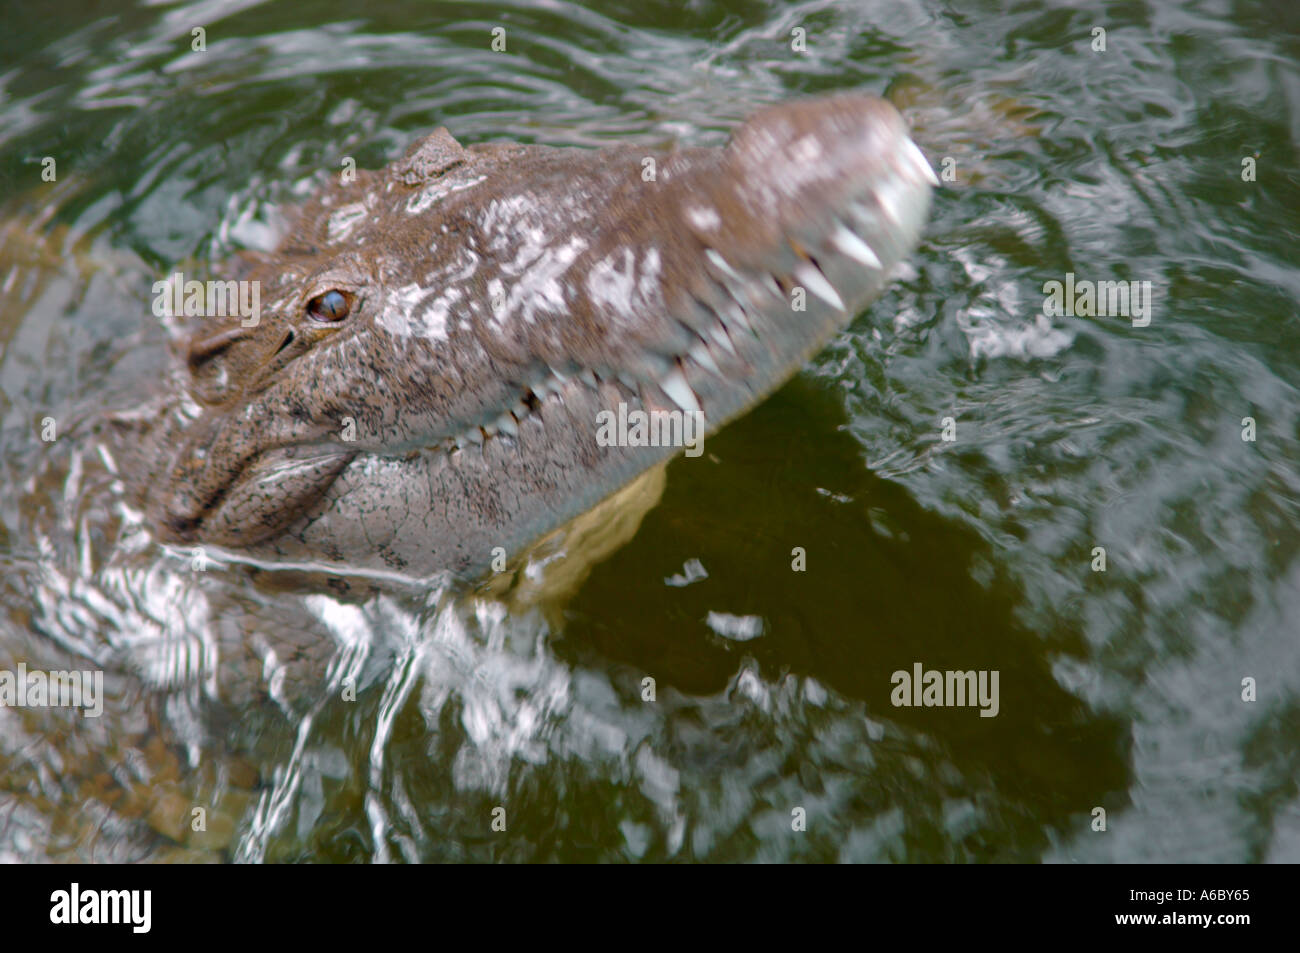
(307, 289, 352, 322)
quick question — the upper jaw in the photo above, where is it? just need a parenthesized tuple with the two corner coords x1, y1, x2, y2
(447, 93, 936, 443)
(388, 93, 934, 451)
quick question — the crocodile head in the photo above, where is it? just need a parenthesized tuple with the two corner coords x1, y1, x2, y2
(145, 93, 934, 579)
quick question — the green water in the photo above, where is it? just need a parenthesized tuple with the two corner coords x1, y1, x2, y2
(1, 0, 1298, 862)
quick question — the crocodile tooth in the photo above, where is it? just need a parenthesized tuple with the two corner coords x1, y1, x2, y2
(705, 249, 742, 282)
(578, 368, 598, 388)
(688, 338, 721, 376)
(659, 366, 702, 415)
(495, 413, 518, 437)
(794, 263, 845, 311)
(902, 138, 940, 186)
(707, 320, 738, 357)
(726, 301, 757, 337)
(466, 427, 484, 446)
(874, 177, 906, 228)
(830, 222, 883, 268)
(549, 366, 570, 386)
(761, 273, 785, 303)
(722, 278, 754, 313)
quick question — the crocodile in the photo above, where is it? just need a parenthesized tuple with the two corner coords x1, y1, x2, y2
(128, 93, 934, 582)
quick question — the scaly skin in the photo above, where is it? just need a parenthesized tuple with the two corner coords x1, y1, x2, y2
(138, 94, 934, 580)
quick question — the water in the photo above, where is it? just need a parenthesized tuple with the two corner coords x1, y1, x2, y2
(2, 0, 1298, 862)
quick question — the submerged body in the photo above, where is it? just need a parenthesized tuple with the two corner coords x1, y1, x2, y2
(131, 94, 934, 580)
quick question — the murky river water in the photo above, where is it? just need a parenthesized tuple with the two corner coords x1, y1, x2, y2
(1, 0, 1298, 862)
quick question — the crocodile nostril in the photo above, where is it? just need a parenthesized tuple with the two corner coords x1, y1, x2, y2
(187, 326, 248, 370)
(274, 331, 295, 356)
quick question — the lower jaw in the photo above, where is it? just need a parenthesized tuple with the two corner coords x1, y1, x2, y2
(249, 324, 828, 581)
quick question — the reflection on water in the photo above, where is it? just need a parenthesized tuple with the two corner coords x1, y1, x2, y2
(2, 0, 1299, 861)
